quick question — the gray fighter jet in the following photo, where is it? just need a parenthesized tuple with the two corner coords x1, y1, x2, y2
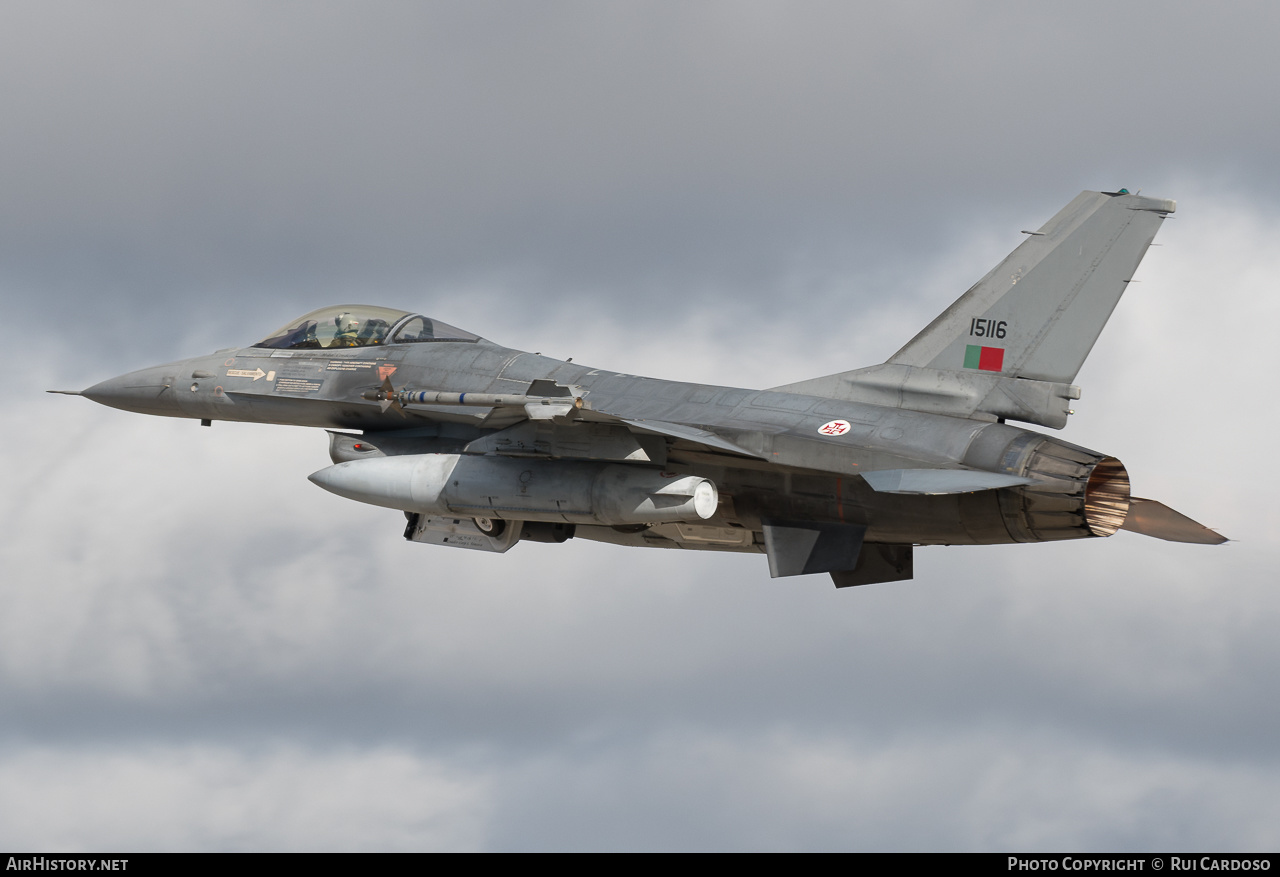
(59, 190, 1225, 588)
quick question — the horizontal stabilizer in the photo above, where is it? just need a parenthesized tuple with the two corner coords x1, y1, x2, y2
(862, 469, 1033, 495)
(1121, 497, 1227, 545)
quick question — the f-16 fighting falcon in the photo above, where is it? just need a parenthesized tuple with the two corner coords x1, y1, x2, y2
(58, 190, 1225, 588)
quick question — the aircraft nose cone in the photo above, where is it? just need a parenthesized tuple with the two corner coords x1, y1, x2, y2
(81, 366, 179, 416)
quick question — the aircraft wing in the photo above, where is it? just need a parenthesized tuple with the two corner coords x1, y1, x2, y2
(609, 417, 769, 459)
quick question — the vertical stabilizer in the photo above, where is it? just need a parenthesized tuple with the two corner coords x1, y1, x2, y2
(889, 190, 1174, 383)
(769, 190, 1175, 428)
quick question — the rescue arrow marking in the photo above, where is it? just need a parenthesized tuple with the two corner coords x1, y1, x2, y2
(227, 368, 267, 381)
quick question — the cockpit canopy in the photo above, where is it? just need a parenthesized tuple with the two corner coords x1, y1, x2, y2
(254, 305, 481, 350)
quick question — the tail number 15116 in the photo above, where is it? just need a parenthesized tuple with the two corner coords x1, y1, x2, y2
(970, 318, 1007, 339)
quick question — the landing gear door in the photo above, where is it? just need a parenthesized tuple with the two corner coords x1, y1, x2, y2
(404, 514, 522, 553)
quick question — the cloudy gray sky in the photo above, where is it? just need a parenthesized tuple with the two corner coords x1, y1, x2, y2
(3, 1, 1277, 851)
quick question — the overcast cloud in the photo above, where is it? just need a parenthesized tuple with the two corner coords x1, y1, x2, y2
(2, 1, 1277, 851)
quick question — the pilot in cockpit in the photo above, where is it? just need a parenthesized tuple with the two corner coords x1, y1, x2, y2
(255, 305, 480, 350)
(329, 312, 361, 348)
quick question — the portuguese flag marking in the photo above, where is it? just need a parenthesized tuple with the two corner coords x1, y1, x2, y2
(964, 344, 1004, 372)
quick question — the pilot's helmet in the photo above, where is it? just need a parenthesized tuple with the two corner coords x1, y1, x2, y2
(335, 312, 359, 334)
